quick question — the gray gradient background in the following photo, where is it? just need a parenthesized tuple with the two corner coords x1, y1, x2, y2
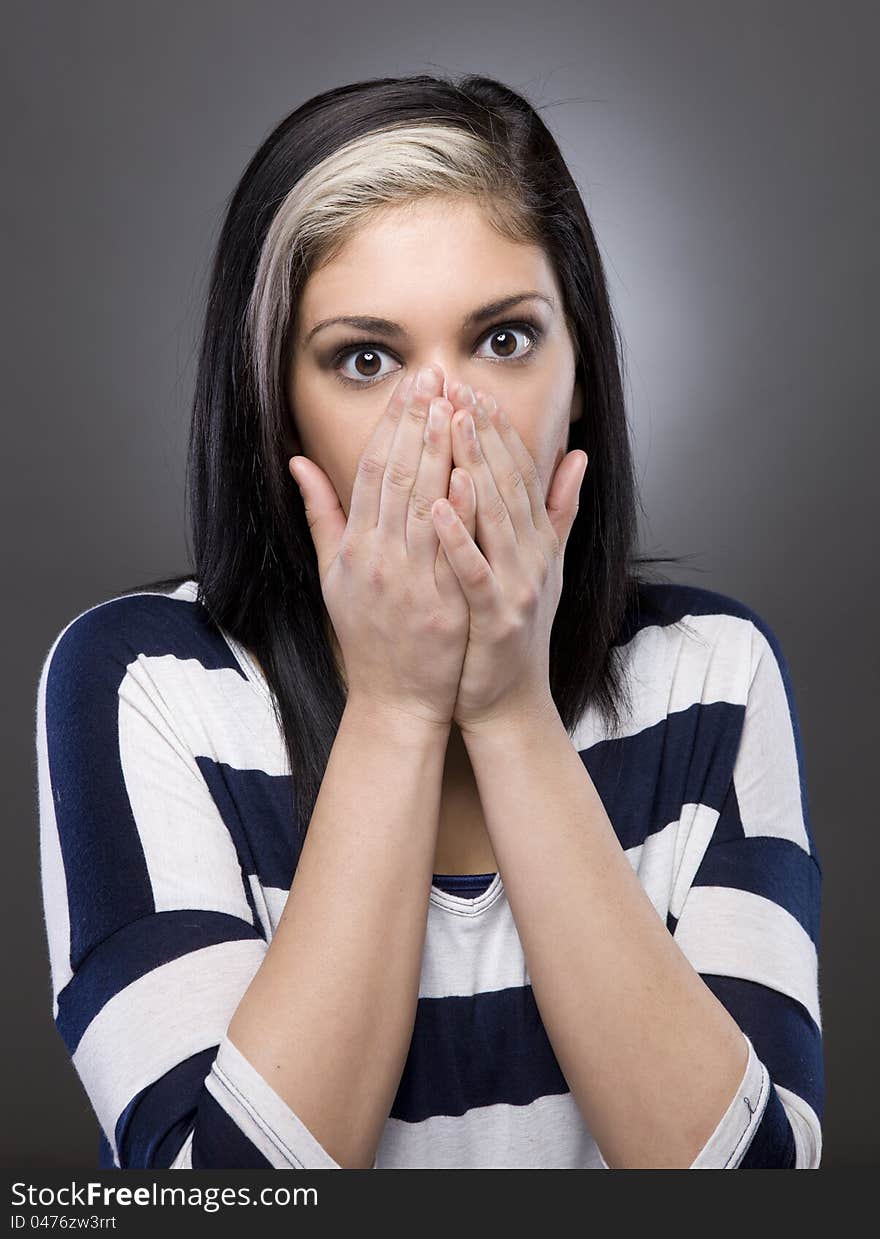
(2, 0, 876, 1169)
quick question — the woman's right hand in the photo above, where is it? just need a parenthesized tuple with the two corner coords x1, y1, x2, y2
(288, 364, 475, 729)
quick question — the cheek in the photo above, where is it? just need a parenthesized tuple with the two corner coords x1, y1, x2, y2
(291, 415, 359, 512)
(517, 411, 569, 495)
(324, 444, 360, 517)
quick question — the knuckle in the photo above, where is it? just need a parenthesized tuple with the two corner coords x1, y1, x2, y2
(502, 608, 527, 639)
(357, 454, 385, 483)
(405, 400, 429, 427)
(408, 488, 436, 523)
(517, 582, 540, 612)
(505, 466, 526, 494)
(465, 439, 482, 465)
(522, 459, 541, 490)
(384, 459, 415, 491)
(468, 560, 494, 591)
(472, 406, 492, 434)
(422, 607, 454, 640)
(365, 553, 388, 589)
(486, 491, 509, 526)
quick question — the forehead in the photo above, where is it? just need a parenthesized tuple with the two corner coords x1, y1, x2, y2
(298, 196, 559, 319)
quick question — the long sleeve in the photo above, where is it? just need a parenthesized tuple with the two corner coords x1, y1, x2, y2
(35, 598, 344, 1169)
(663, 614, 824, 1168)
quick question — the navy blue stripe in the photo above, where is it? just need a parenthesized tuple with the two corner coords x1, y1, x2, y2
(115, 1046, 218, 1168)
(620, 582, 821, 874)
(689, 833, 821, 946)
(432, 873, 496, 897)
(579, 699, 744, 853)
(196, 758, 303, 892)
(739, 1083, 798, 1167)
(191, 1086, 273, 1168)
(44, 592, 250, 971)
(98, 1128, 114, 1168)
(697, 974, 824, 1122)
(392, 985, 568, 1124)
(56, 911, 263, 1054)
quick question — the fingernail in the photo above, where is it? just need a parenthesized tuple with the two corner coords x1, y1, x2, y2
(416, 365, 442, 396)
(451, 469, 467, 497)
(437, 499, 457, 524)
(428, 399, 447, 432)
(457, 382, 475, 405)
(463, 412, 477, 442)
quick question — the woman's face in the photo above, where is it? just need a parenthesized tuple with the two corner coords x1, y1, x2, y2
(285, 194, 583, 518)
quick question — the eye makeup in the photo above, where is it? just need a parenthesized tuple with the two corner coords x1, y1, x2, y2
(324, 317, 547, 389)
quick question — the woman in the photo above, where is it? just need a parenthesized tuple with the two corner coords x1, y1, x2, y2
(35, 73, 824, 1169)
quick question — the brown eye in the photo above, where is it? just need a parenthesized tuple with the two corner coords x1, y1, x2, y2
(489, 329, 518, 357)
(476, 322, 541, 363)
(333, 345, 399, 386)
(351, 349, 383, 378)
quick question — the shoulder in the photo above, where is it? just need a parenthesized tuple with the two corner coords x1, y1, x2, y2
(618, 579, 790, 684)
(623, 579, 782, 641)
(36, 577, 241, 702)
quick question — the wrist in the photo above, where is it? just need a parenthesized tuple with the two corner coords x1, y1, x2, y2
(344, 692, 452, 745)
(458, 693, 559, 745)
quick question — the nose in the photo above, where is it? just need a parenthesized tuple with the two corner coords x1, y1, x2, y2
(419, 362, 466, 404)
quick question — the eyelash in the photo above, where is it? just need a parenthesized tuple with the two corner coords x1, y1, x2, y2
(329, 319, 545, 388)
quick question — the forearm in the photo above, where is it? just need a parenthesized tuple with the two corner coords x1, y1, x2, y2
(226, 694, 449, 1168)
(462, 706, 749, 1170)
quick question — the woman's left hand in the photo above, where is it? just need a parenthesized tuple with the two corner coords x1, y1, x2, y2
(430, 383, 589, 734)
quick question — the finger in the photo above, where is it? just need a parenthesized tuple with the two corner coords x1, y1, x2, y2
(378, 364, 445, 544)
(449, 464, 477, 552)
(546, 449, 589, 553)
(407, 394, 454, 570)
(433, 467, 469, 598)
(470, 391, 534, 542)
(481, 397, 555, 540)
(346, 370, 416, 536)
(431, 494, 498, 613)
(288, 455, 347, 581)
(451, 403, 518, 575)
(434, 464, 476, 593)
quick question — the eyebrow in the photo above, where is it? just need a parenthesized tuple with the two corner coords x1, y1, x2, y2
(303, 291, 556, 346)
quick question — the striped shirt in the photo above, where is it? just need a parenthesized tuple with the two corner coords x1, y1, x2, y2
(35, 577, 824, 1168)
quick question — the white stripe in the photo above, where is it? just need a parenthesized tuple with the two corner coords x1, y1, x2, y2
(248, 874, 274, 941)
(35, 648, 73, 1013)
(572, 611, 754, 750)
(262, 886, 290, 936)
(168, 1128, 194, 1168)
(775, 1083, 822, 1168)
(117, 682, 255, 922)
(72, 938, 266, 1163)
(673, 886, 821, 1029)
(419, 891, 532, 997)
(374, 1090, 604, 1168)
(620, 808, 721, 922)
(119, 653, 289, 775)
(207, 1036, 341, 1169)
(690, 1032, 769, 1168)
(733, 634, 812, 852)
(169, 580, 198, 602)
